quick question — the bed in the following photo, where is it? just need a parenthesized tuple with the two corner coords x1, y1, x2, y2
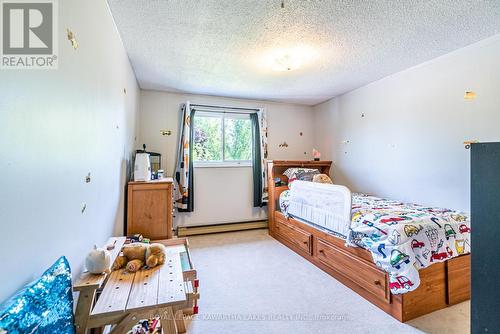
(267, 160, 471, 322)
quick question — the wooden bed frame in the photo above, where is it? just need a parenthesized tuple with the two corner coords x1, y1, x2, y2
(267, 160, 470, 322)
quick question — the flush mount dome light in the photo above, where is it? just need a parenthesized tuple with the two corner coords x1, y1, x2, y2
(266, 46, 316, 72)
(272, 53, 301, 71)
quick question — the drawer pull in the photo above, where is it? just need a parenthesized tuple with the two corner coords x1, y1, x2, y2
(302, 241, 308, 244)
(319, 249, 325, 254)
(374, 280, 381, 286)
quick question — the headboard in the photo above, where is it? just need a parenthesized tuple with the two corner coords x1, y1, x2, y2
(266, 160, 333, 217)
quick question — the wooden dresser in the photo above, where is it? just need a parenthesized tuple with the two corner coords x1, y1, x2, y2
(127, 178, 174, 239)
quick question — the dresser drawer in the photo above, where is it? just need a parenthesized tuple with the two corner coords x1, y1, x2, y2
(316, 238, 389, 302)
(275, 219, 312, 255)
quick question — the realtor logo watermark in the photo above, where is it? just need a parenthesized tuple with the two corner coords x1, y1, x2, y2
(1, 0, 58, 69)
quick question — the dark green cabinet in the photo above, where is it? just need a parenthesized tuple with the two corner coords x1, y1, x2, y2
(471, 142, 500, 333)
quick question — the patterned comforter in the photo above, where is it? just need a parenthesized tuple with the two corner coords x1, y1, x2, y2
(279, 191, 471, 294)
(348, 194, 470, 294)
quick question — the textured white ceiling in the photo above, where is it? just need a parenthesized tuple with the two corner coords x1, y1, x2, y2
(107, 0, 500, 105)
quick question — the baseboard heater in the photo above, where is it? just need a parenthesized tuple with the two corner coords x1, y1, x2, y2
(177, 220, 268, 237)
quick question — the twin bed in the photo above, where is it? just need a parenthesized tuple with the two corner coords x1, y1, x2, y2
(267, 160, 471, 322)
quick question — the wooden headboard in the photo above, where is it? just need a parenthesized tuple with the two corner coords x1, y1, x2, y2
(266, 160, 332, 223)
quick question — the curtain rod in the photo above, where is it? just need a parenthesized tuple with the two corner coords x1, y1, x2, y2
(190, 103, 260, 112)
(193, 108, 255, 116)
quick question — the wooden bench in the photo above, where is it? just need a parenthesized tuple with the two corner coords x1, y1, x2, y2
(74, 237, 199, 334)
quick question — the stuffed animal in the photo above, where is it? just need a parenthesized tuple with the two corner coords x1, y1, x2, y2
(112, 243, 166, 272)
(145, 243, 167, 268)
(313, 173, 333, 184)
(112, 255, 128, 271)
(85, 245, 111, 274)
(126, 259, 144, 273)
(123, 243, 149, 261)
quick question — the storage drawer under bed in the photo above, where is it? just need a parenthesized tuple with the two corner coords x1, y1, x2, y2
(274, 217, 312, 255)
(315, 238, 390, 303)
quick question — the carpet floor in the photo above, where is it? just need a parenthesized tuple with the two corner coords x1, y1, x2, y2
(184, 229, 469, 334)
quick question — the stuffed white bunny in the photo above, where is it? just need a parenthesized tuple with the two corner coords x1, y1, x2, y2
(85, 245, 111, 274)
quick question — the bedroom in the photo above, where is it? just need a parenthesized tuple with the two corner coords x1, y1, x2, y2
(0, 0, 499, 333)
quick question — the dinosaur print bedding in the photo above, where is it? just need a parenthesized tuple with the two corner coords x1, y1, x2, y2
(279, 190, 471, 294)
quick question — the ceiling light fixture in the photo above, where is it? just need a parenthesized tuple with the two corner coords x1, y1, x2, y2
(266, 46, 317, 72)
(273, 53, 301, 71)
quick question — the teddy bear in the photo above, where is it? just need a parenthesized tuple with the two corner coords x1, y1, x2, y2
(145, 243, 167, 268)
(112, 243, 166, 272)
(312, 173, 333, 184)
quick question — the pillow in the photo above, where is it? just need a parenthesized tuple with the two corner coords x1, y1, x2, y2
(296, 170, 321, 182)
(283, 168, 320, 183)
(0, 256, 75, 334)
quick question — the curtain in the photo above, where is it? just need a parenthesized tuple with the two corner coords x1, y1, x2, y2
(174, 102, 195, 212)
(251, 109, 268, 207)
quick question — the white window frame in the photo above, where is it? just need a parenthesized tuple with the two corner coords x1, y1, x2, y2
(193, 110, 253, 168)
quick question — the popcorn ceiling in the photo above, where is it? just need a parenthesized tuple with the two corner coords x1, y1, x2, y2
(108, 0, 500, 105)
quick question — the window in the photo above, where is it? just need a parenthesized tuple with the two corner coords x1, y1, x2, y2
(193, 111, 253, 167)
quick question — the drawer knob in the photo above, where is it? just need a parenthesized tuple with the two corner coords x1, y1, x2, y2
(374, 280, 381, 286)
(302, 241, 308, 244)
(319, 249, 325, 254)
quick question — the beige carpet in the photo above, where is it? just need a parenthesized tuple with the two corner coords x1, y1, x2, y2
(184, 229, 469, 334)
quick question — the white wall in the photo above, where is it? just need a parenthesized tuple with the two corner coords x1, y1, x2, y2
(0, 0, 139, 302)
(138, 90, 315, 226)
(314, 34, 500, 212)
